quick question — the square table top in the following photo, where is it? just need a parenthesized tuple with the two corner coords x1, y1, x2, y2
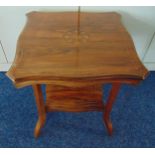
(7, 12, 148, 88)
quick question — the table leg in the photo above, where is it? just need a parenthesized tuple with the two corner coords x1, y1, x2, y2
(103, 83, 121, 135)
(33, 84, 46, 138)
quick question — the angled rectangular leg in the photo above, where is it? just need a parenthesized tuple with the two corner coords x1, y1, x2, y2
(33, 84, 46, 138)
(103, 83, 121, 135)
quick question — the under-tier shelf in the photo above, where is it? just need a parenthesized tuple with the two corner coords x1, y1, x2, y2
(45, 85, 104, 112)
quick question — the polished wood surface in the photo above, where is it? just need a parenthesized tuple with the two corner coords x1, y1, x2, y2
(46, 85, 104, 112)
(103, 83, 121, 135)
(6, 12, 149, 138)
(32, 85, 46, 138)
(6, 12, 148, 88)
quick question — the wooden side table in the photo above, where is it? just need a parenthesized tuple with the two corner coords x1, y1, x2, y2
(6, 11, 149, 138)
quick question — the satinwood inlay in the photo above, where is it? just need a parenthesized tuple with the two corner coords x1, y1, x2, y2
(6, 12, 149, 138)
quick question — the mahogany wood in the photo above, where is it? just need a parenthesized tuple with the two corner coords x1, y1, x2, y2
(6, 12, 148, 88)
(32, 85, 46, 138)
(6, 12, 149, 138)
(103, 83, 121, 135)
(46, 85, 104, 112)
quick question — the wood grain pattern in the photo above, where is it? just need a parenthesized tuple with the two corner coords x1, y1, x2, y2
(103, 83, 121, 135)
(6, 12, 149, 88)
(6, 12, 149, 137)
(46, 85, 104, 112)
(32, 84, 46, 138)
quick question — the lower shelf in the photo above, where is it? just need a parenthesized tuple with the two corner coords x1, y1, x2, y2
(46, 99, 104, 112)
(45, 84, 104, 112)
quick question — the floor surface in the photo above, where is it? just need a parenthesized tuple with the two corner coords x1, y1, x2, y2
(0, 72, 154, 147)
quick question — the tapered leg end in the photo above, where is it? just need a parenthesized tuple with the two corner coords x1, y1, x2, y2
(104, 118, 113, 136)
(34, 120, 41, 138)
(34, 119, 45, 138)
